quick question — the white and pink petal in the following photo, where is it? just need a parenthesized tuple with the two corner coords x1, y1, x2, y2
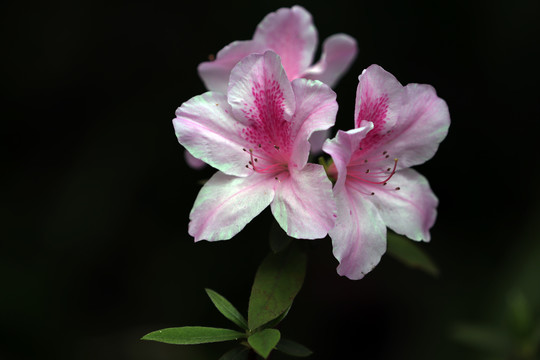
(329, 186, 387, 280)
(381, 83, 450, 168)
(189, 172, 276, 242)
(364, 168, 438, 242)
(173, 92, 250, 177)
(289, 78, 338, 168)
(353, 65, 403, 152)
(270, 163, 336, 239)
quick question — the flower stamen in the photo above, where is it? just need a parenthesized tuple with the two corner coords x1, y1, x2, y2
(347, 158, 398, 185)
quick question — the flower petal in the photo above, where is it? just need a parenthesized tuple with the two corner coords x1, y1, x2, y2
(382, 82, 450, 168)
(184, 150, 206, 170)
(173, 92, 250, 177)
(289, 78, 338, 168)
(302, 34, 358, 88)
(355, 65, 450, 168)
(228, 51, 295, 125)
(198, 40, 260, 93)
(329, 186, 386, 280)
(309, 129, 330, 155)
(270, 163, 336, 239)
(364, 168, 438, 241)
(353, 65, 403, 149)
(253, 6, 317, 79)
(322, 122, 374, 191)
(189, 172, 276, 242)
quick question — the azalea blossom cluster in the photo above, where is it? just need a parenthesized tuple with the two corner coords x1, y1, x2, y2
(173, 6, 450, 279)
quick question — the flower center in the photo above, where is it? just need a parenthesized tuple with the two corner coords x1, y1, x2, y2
(242, 144, 287, 177)
(346, 150, 401, 196)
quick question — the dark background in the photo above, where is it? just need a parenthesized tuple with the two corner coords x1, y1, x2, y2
(2, 0, 540, 359)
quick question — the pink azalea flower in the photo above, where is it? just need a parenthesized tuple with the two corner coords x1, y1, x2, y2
(174, 51, 338, 241)
(198, 6, 358, 94)
(322, 65, 450, 280)
(186, 6, 357, 170)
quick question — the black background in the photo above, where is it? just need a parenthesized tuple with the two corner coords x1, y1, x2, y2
(2, 0, 540, 359)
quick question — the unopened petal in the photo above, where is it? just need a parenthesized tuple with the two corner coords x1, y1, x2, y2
(253, 6, 317, 79)
(271, 163, 336, 239)
(330, 186, 386, 280)
(364, 168, 438, 242)
(302, 34, 358, 88)
(289, 78, 338, 168)
(173, 92, 250, 177)
(198, 40, 261, 93)
(189, 172, 276, 242)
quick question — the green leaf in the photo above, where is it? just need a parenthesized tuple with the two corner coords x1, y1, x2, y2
(141, 326, 246, 345)
(386, 230, 439, 277)
(248, 245, 307, 330)
(248, 329, 281, 359)
(260, 306, 291, 329)
(452, 323, 511, 353)
(218, 346, 250, 360)
(276, 338, 313, 357)
(205, 288, 248, 330)
(269, 221, 293, 253)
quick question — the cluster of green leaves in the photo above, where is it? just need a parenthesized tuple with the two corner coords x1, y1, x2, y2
(142, 243, 312, 359)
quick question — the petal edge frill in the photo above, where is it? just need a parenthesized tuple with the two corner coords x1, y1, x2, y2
(189, 172, 276, 242)
(173, 92, 251, 177)
(271, 163, 336, 239)
(330, 186, 387, 280)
